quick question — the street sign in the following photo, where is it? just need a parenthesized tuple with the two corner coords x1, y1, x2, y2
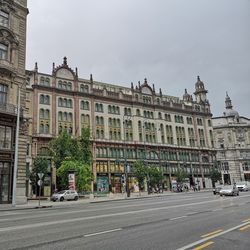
(37, 180, 43, 186)
(38, 173, 44, 179)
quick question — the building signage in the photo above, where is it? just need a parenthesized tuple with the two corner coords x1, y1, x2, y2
(68, 173, 76, 190)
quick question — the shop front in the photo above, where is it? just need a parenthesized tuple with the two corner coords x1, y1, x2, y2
(0, 160, 12, 204)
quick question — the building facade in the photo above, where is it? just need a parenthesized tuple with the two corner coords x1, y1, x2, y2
(213, 93, 250, 184)
(26, 58, 215, 195)
(0, 0, 28, 204)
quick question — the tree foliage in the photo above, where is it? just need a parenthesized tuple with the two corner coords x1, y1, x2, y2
(147, 165, 163, 188)
(49, 128, 93, 168)
(57, 160, 92, 192)
(29, 156, 49, 193)
(133, 161, 147, 191)
(175, 168, 189, 184)
(209, 167, 222, 188)
(49, 128, 93, 191)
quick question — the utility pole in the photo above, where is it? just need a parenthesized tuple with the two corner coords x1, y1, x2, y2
(12, 85, 21, 207)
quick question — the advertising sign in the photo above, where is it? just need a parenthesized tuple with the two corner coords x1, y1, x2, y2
(68, 173, 76, 190)
(97, 176, 109, 193)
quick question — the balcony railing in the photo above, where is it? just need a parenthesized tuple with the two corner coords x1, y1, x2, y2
(0, 102, 23, 117)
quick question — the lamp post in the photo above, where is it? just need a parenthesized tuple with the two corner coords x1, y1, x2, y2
(123, 114, 132, 198)
(12, 83, 22, 207)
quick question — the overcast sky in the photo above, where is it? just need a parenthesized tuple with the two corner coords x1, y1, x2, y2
(26, 0, 250, 117)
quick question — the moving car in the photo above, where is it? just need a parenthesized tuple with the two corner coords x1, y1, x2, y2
(51, 190, 79, 202)
(213, 185, 223, 195)
(219, 185, 239, 196)
(236, 182, 249, 192)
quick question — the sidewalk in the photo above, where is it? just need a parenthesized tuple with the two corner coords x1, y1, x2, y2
(0, 189, 212, 212)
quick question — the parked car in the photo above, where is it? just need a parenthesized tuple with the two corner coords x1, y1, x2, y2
(51, 190, 79, 202)
(213, 185, 223, 195)
(219, 185, 239, 196)
(236, 182, 249, 192)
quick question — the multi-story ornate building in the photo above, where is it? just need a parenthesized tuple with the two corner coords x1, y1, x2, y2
(0, 0, 28, 204)
(26, 57, 215, 195)
(213, 93, 250, 184)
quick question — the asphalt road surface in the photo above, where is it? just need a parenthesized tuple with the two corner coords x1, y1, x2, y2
(1, 192, 250, 250)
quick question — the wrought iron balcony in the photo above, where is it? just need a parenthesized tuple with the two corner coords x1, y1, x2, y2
(0, 102, 23, 117)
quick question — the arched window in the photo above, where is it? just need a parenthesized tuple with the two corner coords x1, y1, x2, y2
(67, 82, 72, 90)
(68, 113, 73, 122)
(40, 95, 44, 104)
(45, 95, 50, 104)
(39, 123, 44, 133)
(44, 110, 50, 119)
(39, 109, 44, 119)
(68, 99, 72, 108)
(63, 112, 67, 121)
(58, 80, 62, 89)
(45, 78, 50, 86)
(58, 111, 62, 121)
(40, 77, 45, 85)
(45, 124, 49, 134)
(58, 98, 62, 107)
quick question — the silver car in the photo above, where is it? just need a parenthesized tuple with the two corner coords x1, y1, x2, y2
(219, 185, 239, 196)
(51, 190, 79, 202)
(236, 182, 249, 192)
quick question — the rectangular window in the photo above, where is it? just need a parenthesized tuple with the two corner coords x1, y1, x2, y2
(0, 10, 9, 27)
(0, 84, 8, 104)
(0, 43, 8, 60)
(0, 125, 12, 149)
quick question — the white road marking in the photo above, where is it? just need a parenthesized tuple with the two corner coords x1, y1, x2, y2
(0, 199, 233, 232)
(170, 216, 187, 221)
(176, 221, 250, 250)
(212, 208, 223, 212)
(0, 195, 215, 222)
(84, 228, 122, 237)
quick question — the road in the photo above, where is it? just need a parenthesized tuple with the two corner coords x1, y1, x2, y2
(0, 192, 250, 250)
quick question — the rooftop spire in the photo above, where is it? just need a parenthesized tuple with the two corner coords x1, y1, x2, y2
(225, 92, 233, 109)
(63, 56, 67, 65)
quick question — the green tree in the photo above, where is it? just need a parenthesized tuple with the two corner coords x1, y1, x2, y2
(209, 167, 222, 188)
(29, 156, 49, 195)
(147, 165, 163, 190)
(49, 130, 76, 169)
(78, 127, 92, 164)
(175, 168, 189, 184)
(57, 160, 93, 192)
(133, 161, 147, 192)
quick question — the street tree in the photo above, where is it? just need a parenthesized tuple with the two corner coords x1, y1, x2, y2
(209, 167, 222, 188)
(29, 156, 49, 195)
(57, 160, 92, 192)
(49, 130, 77, 169)
(175, 168, 189, 185)
(147, 165, 163, 191)
(133, 161, 147, 192)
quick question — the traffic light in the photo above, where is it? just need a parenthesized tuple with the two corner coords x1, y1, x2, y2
(121, 174, 125, 184)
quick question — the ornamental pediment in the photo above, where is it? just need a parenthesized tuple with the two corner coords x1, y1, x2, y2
(56, 68, 74, 80)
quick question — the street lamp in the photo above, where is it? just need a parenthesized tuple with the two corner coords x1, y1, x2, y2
(12, 82, 24, 207)
(123, 114, 132, 197)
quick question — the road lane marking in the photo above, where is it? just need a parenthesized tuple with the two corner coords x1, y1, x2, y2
(170, 216, 187, 221)
(212, 208, 222, 212)
(242, 218, 250, 222)
(84, 228, 122, 237)
(239, 224, 250, 231)
(0, 198, 247, 232)
(192, 241, 214, 250)
(177, 221, 250, 250)
(201, 229, 223, 238)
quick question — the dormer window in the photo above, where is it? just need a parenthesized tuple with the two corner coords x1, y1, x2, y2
(0, 10, 9, 27)
(0, 43, 7, 60)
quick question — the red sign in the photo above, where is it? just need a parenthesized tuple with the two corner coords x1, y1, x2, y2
(68, 173, 76, 190)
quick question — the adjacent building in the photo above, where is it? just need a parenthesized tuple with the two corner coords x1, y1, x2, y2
(26, 58, 215, 195)
(213, 93, 250, 184)
(0, 0, 28, 204)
